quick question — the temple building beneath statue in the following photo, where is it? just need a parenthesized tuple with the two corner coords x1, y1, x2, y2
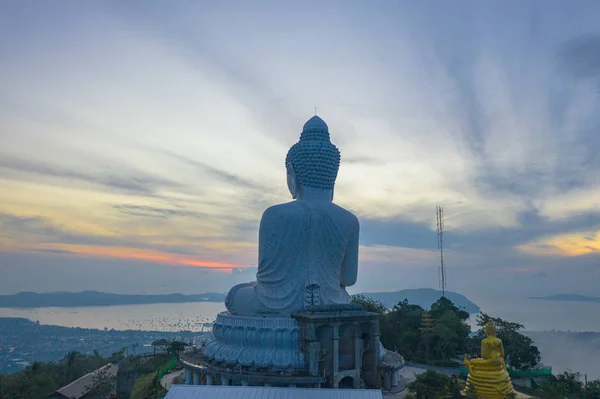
(179, 305, 403, 390)
(180, 115, 404, 393)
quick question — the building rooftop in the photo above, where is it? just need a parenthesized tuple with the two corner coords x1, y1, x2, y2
(50, 363, 118, 399)
(165, 385, 383, 399)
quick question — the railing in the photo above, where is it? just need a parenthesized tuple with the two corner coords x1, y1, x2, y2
(509, 368, 553, 378)
(459, 366, 553, 378)
(157, 356, 178, 380)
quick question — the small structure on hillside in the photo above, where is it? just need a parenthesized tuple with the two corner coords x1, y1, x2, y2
(47, 363, 118, 399)
(152, 338, 170, 355)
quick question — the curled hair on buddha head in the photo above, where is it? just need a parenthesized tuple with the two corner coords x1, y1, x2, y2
(285, 116, 341, 190)
(485, 321, 496, 337)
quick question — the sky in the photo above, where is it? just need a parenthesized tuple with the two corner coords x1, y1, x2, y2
(1, 1, 600, 305)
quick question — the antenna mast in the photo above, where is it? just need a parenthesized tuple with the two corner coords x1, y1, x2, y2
(436, 205, 446, 298)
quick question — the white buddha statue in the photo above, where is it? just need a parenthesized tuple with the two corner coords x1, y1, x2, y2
(225, 115, 360, 316)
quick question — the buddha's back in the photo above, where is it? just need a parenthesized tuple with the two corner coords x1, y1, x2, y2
(255, 200, 359, 314)
(481, 336, 503, 361)
(224, 115, 361, 317)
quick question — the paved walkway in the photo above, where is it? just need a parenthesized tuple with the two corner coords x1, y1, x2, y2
(383, 364, 429, 398)
(159, 369, 184, 390)
(403, 361, 461, 375)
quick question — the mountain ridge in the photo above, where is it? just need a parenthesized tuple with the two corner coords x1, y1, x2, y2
(0, 290, 226, 308)
(529, 294, 600, 303)
(358, 288, 480, 313)
(0, 288, 480, 312)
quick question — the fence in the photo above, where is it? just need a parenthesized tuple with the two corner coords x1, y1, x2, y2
(459, 366, 553, 378)
(157, 355, 178, 380)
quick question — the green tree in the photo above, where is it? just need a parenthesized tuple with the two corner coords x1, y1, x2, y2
(445, 376, 464, 399)
(131, 342, 140, 356)
(350, 294, 387, 314)
(61, 351, 84, 381)
(29, 361, 43, 375)
(379, 297, 472, 362)
(538, 370, 584, 399)
(475, 313, 541, 369)
(433, 321, 457, 361)
(464, 384, 478, 399)
(430, 296, 470, 322)
(587, 379, 600, 399)
(85, 366, 117, 399)
(407, 370, 457, 399)
(0, 350, 126, 399)
(168, 340, 186, 360)
(434, 309, 469, 360)
(419, 311, 435, 360)
(382, 299, 425, 359)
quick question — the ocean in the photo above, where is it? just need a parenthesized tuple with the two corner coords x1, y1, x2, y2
(0, 296, 599, 332)
(1, 298, 599, 379)
(0, 302, 226, 332)
(470, 296, 600, 332)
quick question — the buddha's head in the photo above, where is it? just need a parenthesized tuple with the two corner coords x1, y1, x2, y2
(485, 321, 496, 337)
(285, 116, 341, 200)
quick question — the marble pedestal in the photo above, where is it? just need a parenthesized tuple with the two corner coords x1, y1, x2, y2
(181, 305, 400, 390)
(201, 312, 305, 370)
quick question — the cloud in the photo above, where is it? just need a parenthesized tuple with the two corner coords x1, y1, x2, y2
(1, 1, 600, 300)
(0, 212, 247, 269)
(359, 218, 436, 250)
(113, 204, 205, 219)
(154, 149, 264, 191)
(29, 248, 76, 255)
(0, 153, 183, 197)
(519, 231, 600, 257)
(559, 34, 600, 81)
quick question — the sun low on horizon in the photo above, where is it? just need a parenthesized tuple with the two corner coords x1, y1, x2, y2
(1, 1, 600, 299)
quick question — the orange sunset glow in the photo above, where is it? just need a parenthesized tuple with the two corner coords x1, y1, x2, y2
(1, 1, 599, 300)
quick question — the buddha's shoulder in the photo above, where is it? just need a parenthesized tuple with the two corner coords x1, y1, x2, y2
(329, 203, 360, 226)
(262, 202, 359, 226)
(261, 202, 297, 217)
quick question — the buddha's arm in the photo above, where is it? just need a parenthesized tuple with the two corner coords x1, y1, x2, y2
(480, 339, 491, 359)
(340, 218, 359, 287)
(256, 208, 276, 274)
(499, 340, 505, 358)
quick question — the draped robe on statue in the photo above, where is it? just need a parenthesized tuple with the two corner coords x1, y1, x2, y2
(226, 199, 359, 316)
(464, 333, 515, 398)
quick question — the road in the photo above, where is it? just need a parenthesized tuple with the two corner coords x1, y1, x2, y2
(159, 369, 184, 390)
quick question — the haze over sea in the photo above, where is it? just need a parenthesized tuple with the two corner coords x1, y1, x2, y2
(1, 295, 598, 332)
(2, 296, 600, 379)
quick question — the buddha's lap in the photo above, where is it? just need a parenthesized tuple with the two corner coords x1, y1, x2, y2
(469, 359, 505, 371)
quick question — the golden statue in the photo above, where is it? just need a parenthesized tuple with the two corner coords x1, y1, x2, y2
(463, 321, 516, 399)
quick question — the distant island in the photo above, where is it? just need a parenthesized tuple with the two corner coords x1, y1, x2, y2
(529, 294, 600, 303)
(0, 288, 480, 313)
(0, 291, 226, 308)
(359, 288, 480, 314)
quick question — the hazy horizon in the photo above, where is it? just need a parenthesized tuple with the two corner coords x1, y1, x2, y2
(2, 1, 600, 308)
(1, 301, 599, 378)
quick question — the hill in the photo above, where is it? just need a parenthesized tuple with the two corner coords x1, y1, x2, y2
(358, 288, 480, 313)
(529, 294, 600, 303)
(0, 289, 480, 312)
(0, 291, 226, 308)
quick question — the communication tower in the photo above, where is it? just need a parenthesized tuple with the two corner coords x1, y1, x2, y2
(436, 205, 446, 298)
